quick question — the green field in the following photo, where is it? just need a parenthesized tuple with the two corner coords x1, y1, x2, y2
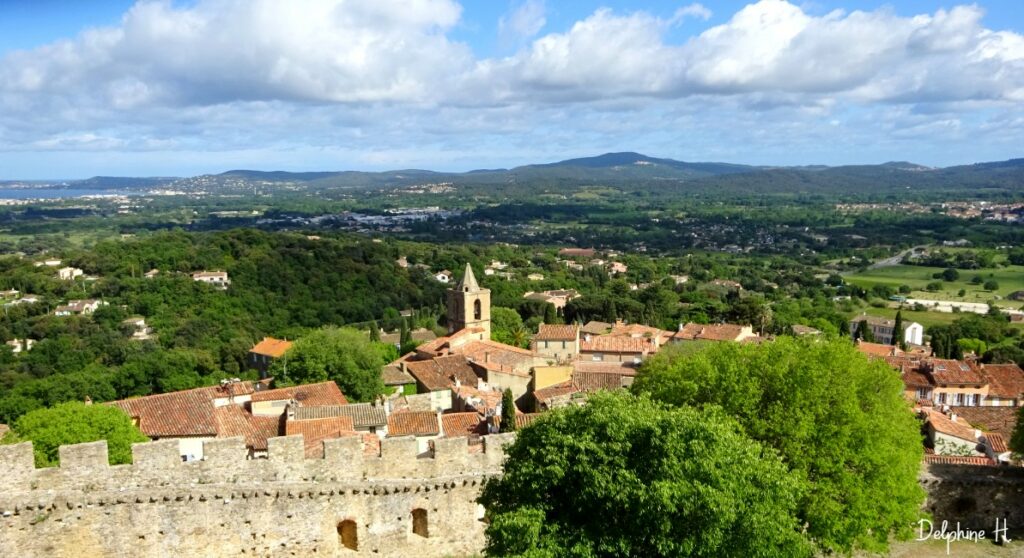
(846, 264, 1024, 309)
(850, 307, 964, 330)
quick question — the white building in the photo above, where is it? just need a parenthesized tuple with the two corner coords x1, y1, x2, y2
(192, 271, 230, 289)
(850, 315, 923, 346)
(57, 267, 84, 281)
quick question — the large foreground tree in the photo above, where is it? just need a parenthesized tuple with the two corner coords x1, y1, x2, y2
(632, 337, 924, 554)
(479, 392, 812, 558)
(269, 327, 386, 402)
(1, 402, 148, 467)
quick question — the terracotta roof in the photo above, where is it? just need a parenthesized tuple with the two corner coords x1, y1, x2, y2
(214, 405, 282, 451)
(534, 324, 579, 342)
(856, 341, 900, 358)
(387, 411, 440, 437)
(458, 339, 535, 370)
(440, 412, 486, 438)
(285, 415, 356, 458)
(581, 321, 612, 335)
(558, 248, 596, 257)
(453, 384, 503, 415)
(580, 335, 656, 354)
(516, 414, 541, 429)
(250, 381, 347, 406)
(925, 455, 996, 466)
(573, 371, 631, 392)
(673, 323, 750, 342)
(927, 359, 985, 386)
(609, 323, 666, 338)
(573, 361, 639, 375)
(948, 406, 1019, 439)
(532, 381, 580, 403)
(926, 409, 979, 442)
(405, 355, 480, 392)
(293, 403, 387, 429)
(110, 382, 261, 437)
(980, 363, 1024, 399)
(381, 364, 416, 386)
(250, 337, 293, 358)
(985, 432, 1009, 453)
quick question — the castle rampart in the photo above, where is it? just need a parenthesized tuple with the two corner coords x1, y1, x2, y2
(0, 433, 514, 557)
(3, 434, 1023, 556)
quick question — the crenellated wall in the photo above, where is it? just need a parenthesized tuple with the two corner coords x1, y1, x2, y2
(4, 435, 1023, 557)
(0, 433, 515, 557)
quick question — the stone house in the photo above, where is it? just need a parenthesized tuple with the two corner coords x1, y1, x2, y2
(532, 324, 580, 363)
(247, 337, 293, 378)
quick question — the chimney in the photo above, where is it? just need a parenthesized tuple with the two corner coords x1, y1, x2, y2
(950, 412, 957, 422)
(286, 400, 298, 421)
(400, 361, 407, 373)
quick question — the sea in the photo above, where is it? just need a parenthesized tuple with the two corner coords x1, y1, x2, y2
(0, 188, 134, 200)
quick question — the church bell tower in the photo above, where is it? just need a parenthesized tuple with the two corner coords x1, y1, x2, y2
(446, 263, 490, 337)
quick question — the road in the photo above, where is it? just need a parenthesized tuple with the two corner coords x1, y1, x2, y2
(868, 246, 928, 270)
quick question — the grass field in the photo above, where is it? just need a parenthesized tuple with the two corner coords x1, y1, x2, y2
(850, 307, 965, 330)
(846, 264, 1024, 309)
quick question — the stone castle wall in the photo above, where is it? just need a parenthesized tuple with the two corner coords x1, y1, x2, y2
(3, 434, 1024, 557)
(0, 433, 514, 557)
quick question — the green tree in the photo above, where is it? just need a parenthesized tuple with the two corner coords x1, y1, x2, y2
(893, 310, 904, 347)
(368, 321, 380, 343)
(941, 268, 960, 282)
(857, 319, 876, 342)
(984, 279, 1000, 291)
(499, 388, 516, 433)
(1012, 406, 1024, 456)
(479, 392, 811, 558)
(491, 307, 526, 347)
(542, 302, 558, 325)
(632, 338, 924, 554)
(399, 318, 411, 347)
(269, 327, 385, 402)
(1, 402, 147, 467)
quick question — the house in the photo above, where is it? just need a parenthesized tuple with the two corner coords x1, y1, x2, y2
(1007, 290, 1024, 302)
(57, 267, 84, 281)
(122, 316, 153, 340)
(558, 248, 596, 258)
(380, 363, 418, 395)
(247, 337, 293, 378)
(5, 295, 39, 307)
(4, 338, 34, 354)
(523, 289, 580, 311)
(387, 410, 441, 454)
(396, 256, 409, 269)
(709, 279, 743, 291)
(54, 299, 107, 316)
(669, 275, 689, 285)
(927, 359, 988, 407)
(192, 271, 230, 289)
(978, 363, 1024, 406)
(532, 324, 580, 363)
(34, 259, 61, 267)
(924, 408, 982, 456)
(434, 270, 453, 283)
(673, 322, 758, 343)
(532, 368, 634, 412)
(581, 321, 613, 335)
(849, 314, 924, 345)
(579, 334, 657, 364)
(284, 414, 357, 458)
(609, 262, 628, 275)
(527, 273, 544, 281)
(291, 403, 388, 437)
(945, 406, 1019, 463)
(144, 269, 160, 279)
(0, 289, 19, 299)
(855, 340, 903, 359)
(608, 321, 670, 345)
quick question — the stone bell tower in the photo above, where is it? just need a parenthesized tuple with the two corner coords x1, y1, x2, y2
(446, 263, 490, 337)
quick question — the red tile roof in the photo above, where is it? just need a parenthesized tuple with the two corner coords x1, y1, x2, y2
(250, 337, 293, 358)
(580, 335, 656, 354)
(214, 405, 282, 451)
(856, 341, 901, 358)
(673, 323, 751, 342)
(985, 432, 1009, 453)
(457, 339, 536, 372)
(948, 406, 1019, 439)
(515, 413, 541, 429)
(609, 323, 666, 338)
(532, 381, 580, 404)
(927, 359, 985, 386)
(440, 412, 486, 438)
(924, 455, 996, 466)
(926, 409, 979, 442)
(250, 381, 347, 406)
(387, 411, 440, 437)
(534, 324, 579, 342)
(573, 361, 639, 375)
(980, 363, 1024, 400)
(404, 355, 480, 392)
(285, 416, 357, 458)
(901, 366, 933, 389)
(110, 382, 261, 437)
(573, 371, 630, 392)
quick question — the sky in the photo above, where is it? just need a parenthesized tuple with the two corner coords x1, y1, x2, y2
(0, 0, 1023, 178)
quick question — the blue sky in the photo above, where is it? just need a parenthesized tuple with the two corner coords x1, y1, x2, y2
(1, 0, 1023, 178)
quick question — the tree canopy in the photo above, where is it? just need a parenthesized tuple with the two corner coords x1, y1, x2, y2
(269, 326, 386, 402)
(1, 401, 148, 467)
(631, 337, 924, 554)
(479, 392, 811, 558)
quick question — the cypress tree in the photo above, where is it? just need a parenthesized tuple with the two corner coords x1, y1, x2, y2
(892, 311, 904, 348)
(369, 320, 381, 343)
(400, 317, 411, 346)
(500, 388, 517, 433)
(858, 320, 876, 343)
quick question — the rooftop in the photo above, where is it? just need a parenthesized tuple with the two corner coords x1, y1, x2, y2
(980, 363, 1024, 399)
(387, 411, 440, 437)
(440, 412, 486, 438)
(534, 324, 579, 342)
(293, 403, 387, 429)
(249, 337, 293, 358)
(285, 415, 357, 458)
(580, 335, 656, 354)
(947, 406, 1019, 439)
(927, 359, 985, 386)
(250, 381, 348, 406)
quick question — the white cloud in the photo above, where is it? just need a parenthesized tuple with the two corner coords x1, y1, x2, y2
(671, 3, 712, 23)
(499, 0, 547, 44)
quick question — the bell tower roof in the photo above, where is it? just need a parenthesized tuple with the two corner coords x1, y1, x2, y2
(456, 263, 479, 291)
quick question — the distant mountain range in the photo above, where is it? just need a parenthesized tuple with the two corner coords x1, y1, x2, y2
(44, 152, 1024, 195)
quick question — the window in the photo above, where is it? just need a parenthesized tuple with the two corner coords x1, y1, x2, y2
(561, 341, 566, 349)
(965, 394, 977, 406)
(412, 509, 429, 538)
(952, 393, 963, 406)
(338, 520, 358, 551)
(473, 299, 482, 320)
(591, 353, 603, 361)
(936, 393, 946, 404)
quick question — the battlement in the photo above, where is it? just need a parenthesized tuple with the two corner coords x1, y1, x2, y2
(0, 432, 515, 495)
